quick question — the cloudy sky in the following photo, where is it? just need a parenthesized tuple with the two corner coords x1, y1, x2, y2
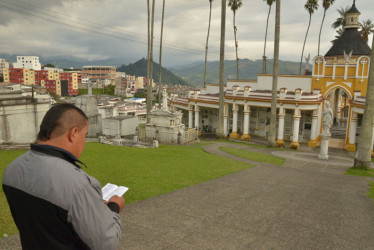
(0, 0, 372, 67)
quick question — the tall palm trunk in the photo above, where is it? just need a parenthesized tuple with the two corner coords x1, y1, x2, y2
(204, 1, 213, 88)
(262, 4, 272, 74)
(317, 9, 326, 55)
(217, 0, 226, 138)
(147, 0, 155, 116)
(158, 0, 165, 106)
(267, 0, 280, 147)
(146, 0, 152, 117)
(355, 38, 374, 168)
(233, 10, 239, 79)
(299, 13, 312, 75)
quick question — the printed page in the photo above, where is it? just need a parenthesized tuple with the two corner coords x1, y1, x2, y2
(102, 183, 129, 201)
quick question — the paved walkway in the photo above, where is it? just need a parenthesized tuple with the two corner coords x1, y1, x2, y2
(1, 141, 374, 249)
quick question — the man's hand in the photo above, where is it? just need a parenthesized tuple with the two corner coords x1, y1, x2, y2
(108, 195, 125, 213)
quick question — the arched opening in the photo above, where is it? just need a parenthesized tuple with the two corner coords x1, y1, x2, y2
(324, 87, 351, 141)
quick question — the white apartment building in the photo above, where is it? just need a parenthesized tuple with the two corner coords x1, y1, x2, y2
(0, 59, 10, 75)
(13, 56, 41, 70)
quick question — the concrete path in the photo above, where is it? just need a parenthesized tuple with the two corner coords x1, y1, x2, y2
(1, 142, 374, 249)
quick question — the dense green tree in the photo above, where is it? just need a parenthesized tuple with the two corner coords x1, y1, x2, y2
(204, 0, 214, 88)
(43, 63, 55, 68)
(299, 0, 319, 75)
(262, 0, 275, 74)
(318, 0, 335, 55)
(228, 0, 242, 79)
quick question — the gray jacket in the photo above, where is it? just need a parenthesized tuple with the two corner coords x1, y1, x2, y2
(2, 144, 122, 250)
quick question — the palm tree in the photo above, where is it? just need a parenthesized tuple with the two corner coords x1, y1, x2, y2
(262, 0, 275, 74)
(146, 0, 152, 117)
(267, 0, 280, 147)
(331, 6, 349, 43)
(228, 0, 242, 80)
(359, 19, 374, 43)
(147, 0, 156, 117)
(204, 0, 214, 88)
(158, 0, 166, 106)
(331, 6, 349, 29)
(331, 28, 344, 44)
(318, 0, 335, 56)
(299, 0, 318, 75)
(355, 38, 374, 168)
(217, 0, 226, 138)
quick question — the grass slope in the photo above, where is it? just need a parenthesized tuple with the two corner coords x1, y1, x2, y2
(0, 143, 252, 237)
(0, 150, 27, 238)
(219, 147, 285, 166)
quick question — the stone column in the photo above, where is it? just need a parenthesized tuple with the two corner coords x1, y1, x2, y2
(308, 110, 319, 148)
(194, 105, 200, 129)
(223, 103, 228, 136)
(276, 107, 285, 147)
(318, 133, 331, 159)
(347, 111, 358, 152)
(290, 109, 301, 150)
(188, 108, 193, 129)
(241, 104, 250, 141)
(230, 103, 240, 139)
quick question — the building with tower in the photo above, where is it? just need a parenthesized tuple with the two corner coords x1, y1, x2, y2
(169, 1, 373, 153)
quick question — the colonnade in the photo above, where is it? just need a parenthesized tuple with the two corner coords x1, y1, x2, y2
(187, 104, 321, 149)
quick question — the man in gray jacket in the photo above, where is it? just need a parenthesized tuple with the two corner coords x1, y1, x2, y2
(2, 103, 124, 250)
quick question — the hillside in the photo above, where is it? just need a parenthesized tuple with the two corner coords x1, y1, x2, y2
(117, 58, 190, 86)
(170, 59, 306, 87)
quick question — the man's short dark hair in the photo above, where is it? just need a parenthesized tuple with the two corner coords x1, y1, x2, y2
(37, 103, 88, 141)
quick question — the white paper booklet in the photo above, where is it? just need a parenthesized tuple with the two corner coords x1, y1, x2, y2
(102, 183, 129, 202)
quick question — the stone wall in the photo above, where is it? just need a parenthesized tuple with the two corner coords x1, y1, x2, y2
(0, 96, 50, 144)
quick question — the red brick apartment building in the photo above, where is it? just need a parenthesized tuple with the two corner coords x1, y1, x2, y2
(3, 68, 80, 96)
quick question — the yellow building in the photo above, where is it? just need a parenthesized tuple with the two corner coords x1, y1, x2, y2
(311, 2, 371, 151)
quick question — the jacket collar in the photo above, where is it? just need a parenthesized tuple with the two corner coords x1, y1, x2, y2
(30, 144, 86, 169)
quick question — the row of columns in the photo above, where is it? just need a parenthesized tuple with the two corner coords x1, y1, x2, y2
(188, 104, 320, 149)
(185, 103, 372, 153)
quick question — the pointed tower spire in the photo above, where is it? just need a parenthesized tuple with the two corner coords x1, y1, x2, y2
(344, 0, 360, 29)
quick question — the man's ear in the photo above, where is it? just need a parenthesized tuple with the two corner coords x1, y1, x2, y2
(67, 127, 79, 142)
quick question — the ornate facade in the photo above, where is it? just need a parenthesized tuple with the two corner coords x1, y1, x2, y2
(169, 2, 373, 152)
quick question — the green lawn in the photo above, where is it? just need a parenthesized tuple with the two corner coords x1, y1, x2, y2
(345, 167, 374, 202)
(0, 150, 27, 238)
(199, 139, 290, 151)
(345, 167, 374, 178)
(0, 143, 253, 237)
(219, 146, 285, 166)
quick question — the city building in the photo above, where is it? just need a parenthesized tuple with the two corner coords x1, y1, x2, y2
(13, 56, 41, 70)
(82, 66, 116, 85)
(3, 68, 80, 96)
(169, 2, 373, 152)
(0, 59, 10, 76)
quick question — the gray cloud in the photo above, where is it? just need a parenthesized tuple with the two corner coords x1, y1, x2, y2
(0, 0, 372, 67)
